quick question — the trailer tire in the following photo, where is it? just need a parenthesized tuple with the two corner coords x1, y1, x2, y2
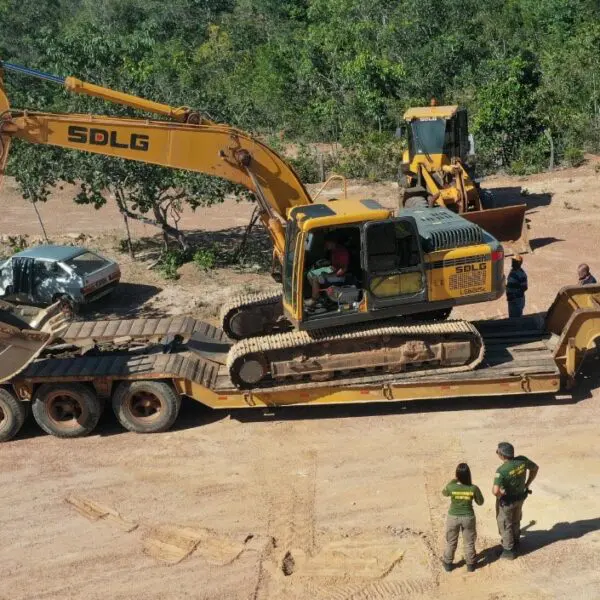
(112, 381, 180, 434)
(32, 383, 101, 438)
(0, 388, 28, 442)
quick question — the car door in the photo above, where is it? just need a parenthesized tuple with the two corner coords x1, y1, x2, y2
(10, 257, 36, 303)
(31, 259, 56, 305)
(362, 217, 427, 309)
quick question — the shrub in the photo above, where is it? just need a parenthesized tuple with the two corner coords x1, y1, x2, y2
(193, 246, 217, 271)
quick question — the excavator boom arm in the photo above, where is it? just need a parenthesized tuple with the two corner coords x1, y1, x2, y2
(0, 61, 210, 124)
(0, 68, 313, 258)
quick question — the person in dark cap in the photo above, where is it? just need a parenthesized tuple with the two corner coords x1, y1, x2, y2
(577, 264, 597, 285)
(492, 442, 539, 559)
(506, 255, 528, 317)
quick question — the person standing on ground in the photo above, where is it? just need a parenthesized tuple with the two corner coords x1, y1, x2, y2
(441, 463, 484, 573)
(492, 442, 539, 560)
(506, 255, 528, 317)
(577, 264, 597, 285)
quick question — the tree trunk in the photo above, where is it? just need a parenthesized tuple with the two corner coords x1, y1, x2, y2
(152, 204, 189, 251)
(544, 129, 554, 171)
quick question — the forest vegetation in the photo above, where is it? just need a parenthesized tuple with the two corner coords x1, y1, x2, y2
(1, 0, 599, 249)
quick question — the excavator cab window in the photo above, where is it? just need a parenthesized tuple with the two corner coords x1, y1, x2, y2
(302, 226, 362, 315)
(363, 218, 426, 308)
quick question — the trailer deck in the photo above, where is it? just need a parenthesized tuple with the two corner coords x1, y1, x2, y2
(14, 316, 561, 408)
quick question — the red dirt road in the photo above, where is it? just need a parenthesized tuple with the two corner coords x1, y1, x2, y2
(1, 162, 600, 599)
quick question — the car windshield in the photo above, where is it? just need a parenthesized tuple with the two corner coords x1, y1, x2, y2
(64, 252, 110, 276)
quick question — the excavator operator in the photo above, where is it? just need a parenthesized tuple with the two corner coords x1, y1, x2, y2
(305, 235, 350, 307)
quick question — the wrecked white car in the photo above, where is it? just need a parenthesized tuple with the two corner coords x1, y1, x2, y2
(0, 245, 120, 310)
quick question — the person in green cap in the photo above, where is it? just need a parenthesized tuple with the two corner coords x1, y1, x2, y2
(441, 463, 484, 572)
(493, 442, 539, 559)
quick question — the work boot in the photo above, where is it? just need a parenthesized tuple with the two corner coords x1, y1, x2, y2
(442, 561, 453, 572)
(466, 564, 476, 573)
(500, 549, 516, 560)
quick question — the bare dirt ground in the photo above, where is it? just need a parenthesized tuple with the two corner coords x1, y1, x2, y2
(1, 159, 600, 599)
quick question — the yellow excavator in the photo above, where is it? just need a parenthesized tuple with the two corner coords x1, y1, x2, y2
(0, 62, 506, 388)
(398, 102, 530, 254)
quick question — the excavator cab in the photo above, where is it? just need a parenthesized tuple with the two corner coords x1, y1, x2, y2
(282, 201, 503, 331)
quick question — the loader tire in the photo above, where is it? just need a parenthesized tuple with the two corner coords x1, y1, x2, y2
(404, 195, 428, 209)
(32, 383, 102, 438)
(0, 388, 28, 442)
(112, 380, 180, 434)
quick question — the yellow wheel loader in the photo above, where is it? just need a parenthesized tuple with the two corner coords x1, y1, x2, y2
(0, 62, 506, 389)
(398, 102, 530, 254)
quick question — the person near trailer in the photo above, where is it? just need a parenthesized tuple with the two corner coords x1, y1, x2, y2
(506, 255, 528, 317)
(441, 463, 484, 573)
(577, 264, 597, 285)
(492, 442, 539, 559)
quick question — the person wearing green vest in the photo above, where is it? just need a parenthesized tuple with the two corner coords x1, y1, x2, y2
(441, 463, 484, 572)
(493, 442, 539, 559)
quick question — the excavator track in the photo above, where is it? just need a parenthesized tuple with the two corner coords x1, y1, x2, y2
(226, 320, 484, 389)
(220, 292, 291, 340)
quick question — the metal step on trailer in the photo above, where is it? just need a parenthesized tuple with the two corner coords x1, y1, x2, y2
(59, 315, 208, 346)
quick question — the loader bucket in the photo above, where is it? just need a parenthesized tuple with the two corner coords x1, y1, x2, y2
(0, 301, 70, 382)
(461, 204, 530, 255)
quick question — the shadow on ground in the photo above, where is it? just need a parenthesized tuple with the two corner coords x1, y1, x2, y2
(117, 222, 273, 273)
(79, 282, 163, 318)
(14, 396, 225, 442)
(530, 236, 563, 251)
(480, 517, 600, 565)
(485, 186, 553, 210)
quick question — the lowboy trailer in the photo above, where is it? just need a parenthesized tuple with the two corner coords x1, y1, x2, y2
(1, 285, 599, 442)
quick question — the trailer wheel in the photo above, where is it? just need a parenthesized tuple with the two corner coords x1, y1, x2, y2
(112, 381, 181, 433)
(32, 383, 102, 438)
(0, 388, 28, 442)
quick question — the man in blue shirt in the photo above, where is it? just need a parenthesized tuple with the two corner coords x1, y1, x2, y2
(506, 255, 528, 317)
(578, 264, 597, 285)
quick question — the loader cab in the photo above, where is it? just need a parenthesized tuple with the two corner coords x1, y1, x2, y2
(402, 105, 471, 171)
(282, 200, 427, 329)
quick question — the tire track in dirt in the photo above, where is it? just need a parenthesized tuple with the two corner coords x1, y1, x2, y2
(252, 444, 317, 600)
